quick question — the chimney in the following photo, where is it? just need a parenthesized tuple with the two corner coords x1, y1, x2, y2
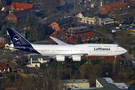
(101, 0, 103, 7)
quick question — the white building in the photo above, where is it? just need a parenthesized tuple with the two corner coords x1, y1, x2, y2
(59, 79, 90, 89)
(72, 77, 128, 90)
(27, 55, 49, 68)
(112, 27, 120, 33)
(76, 12, 114, 26)
(101, 18, 114, 25)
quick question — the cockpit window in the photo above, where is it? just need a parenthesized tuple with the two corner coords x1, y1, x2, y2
(117, 45, 120, 47)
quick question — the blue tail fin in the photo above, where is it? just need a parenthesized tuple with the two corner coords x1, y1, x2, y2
(7, 28, 31, 47)
(7, 28, 39, 53)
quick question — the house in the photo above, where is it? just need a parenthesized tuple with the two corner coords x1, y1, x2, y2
(50, 30, 67, 42)
(96, 77, 128, 90)
(1, 2, 33, 12)
(127, 26, 135, 32)
(66, 32, 97, 44)
(0, 0, 7, 6)
(50, 30, 67, 41)
(27, 55, 49, 68)
(76, 12, 99, 25)
(4, 8, 35, 23)
(97, 14, 114, 25)
(48, 18, 73, 31)
(1, 5, 11, 11)
(112, 27, 120, 33)
(98, 0, 135, 15)
(76, 12, 114, 26)
(0, 62, 10, 74)
(101, 18, 114, 25)
(71, 77, 128, 90)
(59, 79, 90, 89)
(66, 26, 91, 36)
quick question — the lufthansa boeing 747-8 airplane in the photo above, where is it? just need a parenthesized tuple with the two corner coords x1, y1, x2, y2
(7, 28, 127, 61)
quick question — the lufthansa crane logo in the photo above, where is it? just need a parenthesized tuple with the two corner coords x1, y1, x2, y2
(13, 35, 21, 45)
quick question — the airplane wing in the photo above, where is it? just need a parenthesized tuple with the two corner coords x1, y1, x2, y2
(50, 36, 68, 45)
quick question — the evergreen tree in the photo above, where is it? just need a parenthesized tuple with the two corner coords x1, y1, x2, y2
(26, 16, 38, 42)
(27, 16, 36, 27)
(38, 24, 47, 41)
(77, 35, 82, 44)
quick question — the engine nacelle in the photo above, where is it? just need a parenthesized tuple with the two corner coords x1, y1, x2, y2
(56, 55, 65, 61)
(72, 55, 81, 61)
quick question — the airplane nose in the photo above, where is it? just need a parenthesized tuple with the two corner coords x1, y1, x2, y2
(124, 49, 127, 53)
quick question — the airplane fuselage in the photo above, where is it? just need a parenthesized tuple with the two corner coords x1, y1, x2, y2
(7, 28, 127, 61)
(32, 43, 127, 57)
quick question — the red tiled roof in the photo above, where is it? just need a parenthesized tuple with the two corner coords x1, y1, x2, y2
(100, 0, 135, 13)
(0, 62, 8, 71)
(102, 1, 125, 12)
(3, 2, 33, 11)
(3, 5, 11, 10)
(66, 32, 95, 44)
(115, 1, 125, 7)
(11, 2, 33, 11)
(50, 30, 66, 39)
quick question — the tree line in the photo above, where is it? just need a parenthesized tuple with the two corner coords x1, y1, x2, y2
(1, 58, 135, 89)
(26, 16, 48, 42)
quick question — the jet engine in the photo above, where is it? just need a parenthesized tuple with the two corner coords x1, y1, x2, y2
(56, 55, 65, 61)
(72, 55, 81, 61)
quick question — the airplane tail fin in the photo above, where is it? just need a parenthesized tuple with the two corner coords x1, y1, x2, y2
(7, 28, 31, 47)
(7, 28, 39, 53)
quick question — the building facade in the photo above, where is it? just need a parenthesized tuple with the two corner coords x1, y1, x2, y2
(76, 12, 114, 26)
(71, 77, 128, 90)
(4, 8, 35, 23)
(66, 32, 97, 44)
(66, 26, 91, 35)
(27, 55, 49, 68)
(1, 2, 33, 11)
(48, 18, 73, 31)
(59, 79, 90, 89)
(0, 62, 10, 74)
(98, 0, 135, 15)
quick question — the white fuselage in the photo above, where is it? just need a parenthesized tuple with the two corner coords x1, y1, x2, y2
(7, 28, 127, 61)
(32, 43, 127, 56)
